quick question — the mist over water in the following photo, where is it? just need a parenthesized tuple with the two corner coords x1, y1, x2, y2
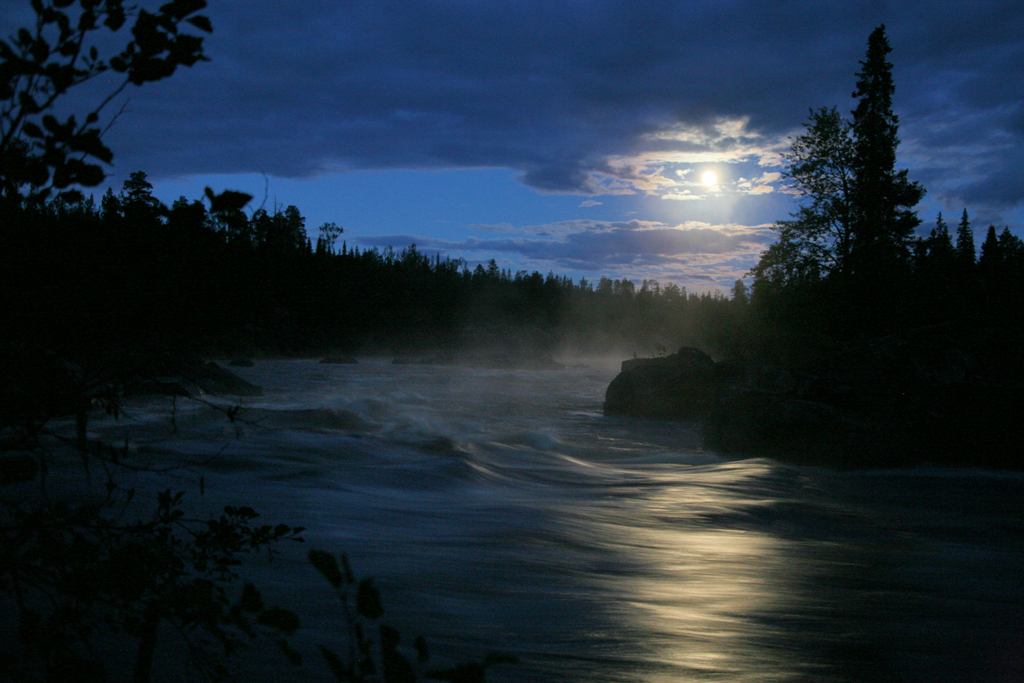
(91, 359, 1024, 682)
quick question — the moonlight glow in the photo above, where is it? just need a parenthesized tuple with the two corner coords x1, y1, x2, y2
(701, 170, 719, 187)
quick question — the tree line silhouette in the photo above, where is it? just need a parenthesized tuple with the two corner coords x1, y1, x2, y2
(3, 172, 752, 377)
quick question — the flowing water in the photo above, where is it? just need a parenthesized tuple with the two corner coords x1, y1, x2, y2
(86, 359, 1024, 681)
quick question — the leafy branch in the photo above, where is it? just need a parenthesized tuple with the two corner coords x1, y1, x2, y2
(0, 0, 213, 204)
(309, 550, 517, 683)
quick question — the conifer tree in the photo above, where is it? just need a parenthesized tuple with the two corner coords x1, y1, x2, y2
(955, 208, 976, 271)
(979, 225, 1001, 271)
(120, 170, 162, 226)
(928, 212, 954, 259)
(978, 225, 1006, 300)
(848, 25, 924, 276)
(915, 212, 956, 279)
(997, 227, 1023, 264)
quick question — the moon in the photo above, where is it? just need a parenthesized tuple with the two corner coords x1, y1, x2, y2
(701, 170, 719, 187)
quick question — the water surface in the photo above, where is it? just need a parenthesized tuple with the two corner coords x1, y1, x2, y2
(94, 359, 1024, 681)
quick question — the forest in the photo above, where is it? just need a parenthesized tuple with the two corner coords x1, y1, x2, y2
(3, 177, 751, 368)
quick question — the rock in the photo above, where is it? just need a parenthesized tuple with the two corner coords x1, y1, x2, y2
(604, 347, 719, 419)
(192, 362, 262, 396)
(128, 377, 195, 398)
(319, 356, 358, 364)
(128, 361, 262, 398)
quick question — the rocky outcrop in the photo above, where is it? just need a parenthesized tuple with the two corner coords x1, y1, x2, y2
(603, 347, 719, 419)
(128, 360, 262, 398)
(192, 361, 262, 396)
(604, 342, 1023, 469)
(0, 351, 262, 456)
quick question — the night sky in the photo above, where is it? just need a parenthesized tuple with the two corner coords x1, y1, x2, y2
(8, 1, 1023, 290)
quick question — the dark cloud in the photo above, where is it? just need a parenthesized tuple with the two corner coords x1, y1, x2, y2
(957, 159, 1024, 208)
(37, 1, 1024, 212)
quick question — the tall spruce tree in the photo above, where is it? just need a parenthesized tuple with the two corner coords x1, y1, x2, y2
(930, 213, 954, 254)
(955, 208, 976, 271)
(848, 25, 924, 277)
(997, 227, 1024, 266)
(979, 225, 1001, 275)
(922, 212, 955, 268)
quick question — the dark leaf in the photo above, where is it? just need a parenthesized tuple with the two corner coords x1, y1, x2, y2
(239, 582, 263, 612)
(159, 0, 207, 20)
(186, 15, 213, 33)
(277, 638, 302, 666)
(356, 578, 384, 619)
(381, 627, 416, 683)
(205, 188, 252, 213)
(341, 553, 355, 584)
(309, 550, 343, 588)
(57, 189, 84, 204)
(68, 129, 113, 163)
(104, 6, 126, 31)
(21, 121, 44, 138)
(414, 635, 429, 663)
(78, 9, 97, 32)
(129, 57, 175, 85)
(31, 39, 49, 62)
(77, 162, 105, 187)
(319, 645, 352, 682)
(380, 623, 401, 650)
(18, 92, 40, 114)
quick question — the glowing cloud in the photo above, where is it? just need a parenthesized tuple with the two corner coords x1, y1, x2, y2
(589, 117, 791, 202)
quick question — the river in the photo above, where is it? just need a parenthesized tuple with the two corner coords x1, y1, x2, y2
(84, 358, 1024, 681)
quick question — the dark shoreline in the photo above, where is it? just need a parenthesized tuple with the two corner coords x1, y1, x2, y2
(604, 344, 1024, 470)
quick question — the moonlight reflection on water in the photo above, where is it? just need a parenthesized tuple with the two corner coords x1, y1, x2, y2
(83, 359, 1024, 682)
